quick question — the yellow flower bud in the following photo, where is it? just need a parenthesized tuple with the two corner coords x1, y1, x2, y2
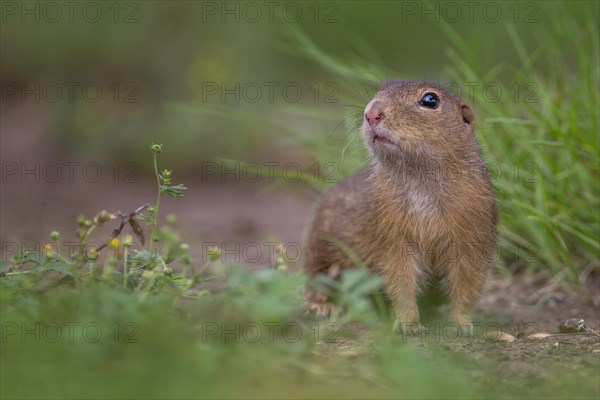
(142, 271, 155, 281)
(43, 244, 55, 260)
(166, 213, 177, 225)
(207, 246, 221, 262)
(150, 143, 163, 154)
(88, 248, 99, 261)
(76, 214, 86, 226)
(122, 235, 133, 248)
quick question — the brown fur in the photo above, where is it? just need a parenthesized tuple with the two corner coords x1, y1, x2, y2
(304, 80, 497, 333)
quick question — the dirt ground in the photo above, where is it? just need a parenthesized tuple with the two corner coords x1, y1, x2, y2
(2, 179, 599, 394)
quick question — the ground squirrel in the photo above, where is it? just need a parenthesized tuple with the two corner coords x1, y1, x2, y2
(304, 80, 497, 334)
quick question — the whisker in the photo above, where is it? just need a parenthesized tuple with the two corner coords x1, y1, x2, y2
(333, 103, 366, 110)
(339, 76, 371, 103)
(327, 113, 363, 141)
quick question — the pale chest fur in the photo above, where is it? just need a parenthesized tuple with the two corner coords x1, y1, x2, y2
(404, 183, 441, 217)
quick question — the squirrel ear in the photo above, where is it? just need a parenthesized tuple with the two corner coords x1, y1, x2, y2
(461, 103, 475, 126)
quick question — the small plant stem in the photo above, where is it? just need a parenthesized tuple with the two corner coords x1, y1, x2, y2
(78, 225, 97, 260)
(123, 247, 128, 287)
(72, 224, 97, 285)
(4, 270, 35, 276)
(149, 152, 162, 255)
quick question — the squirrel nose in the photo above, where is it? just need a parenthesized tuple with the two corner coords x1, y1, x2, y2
(365, 101, 385, 127)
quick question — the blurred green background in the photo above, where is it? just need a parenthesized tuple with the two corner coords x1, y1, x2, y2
(1, 1, 594, 165)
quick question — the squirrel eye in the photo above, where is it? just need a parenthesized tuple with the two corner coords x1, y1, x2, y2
(419, 92, 440, 109)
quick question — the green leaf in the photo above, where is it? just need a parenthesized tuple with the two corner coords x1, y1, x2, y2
(136, 213, 154, 224)
(164, 184, 188, 198)
(11, 249, 40, 265)
(45, 262, 74, 276)
(166, 184, 188, 192)
(340, 269, 366, 292)
(310, 274, 337, 295)
(83, 262, 96, 271)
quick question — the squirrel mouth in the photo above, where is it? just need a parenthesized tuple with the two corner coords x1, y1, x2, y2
(372, 133, 396, 146)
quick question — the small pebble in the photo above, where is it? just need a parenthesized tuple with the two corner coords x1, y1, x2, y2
(485, 329, 516, 343)
(526, 332, 553, 340)
(559, 318, 586, 333)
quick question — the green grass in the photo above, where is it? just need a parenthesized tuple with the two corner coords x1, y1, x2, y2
(171, 4, 599, 285)
(3, 266, 598, 399)
(442, 10, 600, 283)
(273, 5, 600, 285)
